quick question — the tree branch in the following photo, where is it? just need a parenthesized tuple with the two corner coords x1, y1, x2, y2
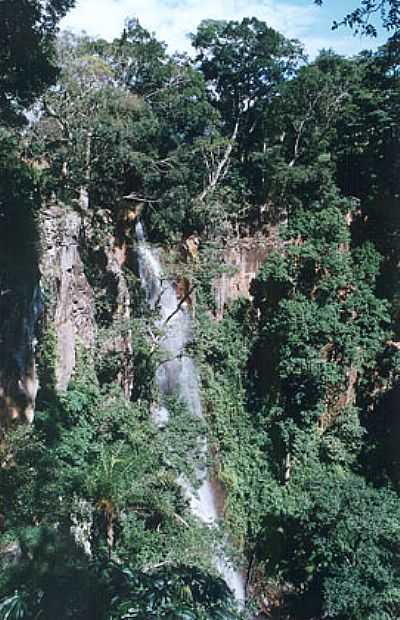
(123, 192, 161, 203)
(198, 118, 240, 201)
(162, 285, 196, 327)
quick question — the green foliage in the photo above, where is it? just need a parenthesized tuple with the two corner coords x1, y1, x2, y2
(109, 563, 242, 619)
(335, 37, 400, 332)
(0, 540, 240, 620)
(36, 323, 58, 399)
(316, 0, 400, 36)
(0, 130, 39, 277)
(0, 0, 75, 122)
(192, 18, 302, 125)
(265, 468, 400, 619)
(0, 369, 240, 616)
(194, 302, 271, 552)
(251, 192, 390, 444)
(28, 26, 221, 242)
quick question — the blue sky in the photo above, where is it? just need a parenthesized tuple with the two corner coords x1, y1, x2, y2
(61, 0, 386, 58)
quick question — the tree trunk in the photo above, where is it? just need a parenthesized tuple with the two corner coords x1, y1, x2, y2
(199, 118, 240, 201)
(79, 131, 92, 211)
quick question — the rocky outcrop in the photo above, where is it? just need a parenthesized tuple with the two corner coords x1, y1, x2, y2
(0, 283, 41, 425)
(0, 202, 98, 425)
(39, 204, 95, 391)
(0, 200, 41, 426)
(213, 236, 273, 318)
(1, 206, 273, 424)
(102, 238, 134, 399)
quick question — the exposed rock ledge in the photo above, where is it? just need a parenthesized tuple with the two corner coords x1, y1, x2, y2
(213, 236, 274, 318)
(39, 204, 95, 392)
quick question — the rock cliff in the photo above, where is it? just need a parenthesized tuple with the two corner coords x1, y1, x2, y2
(0, 198, 274, 424)
(39, 204, 96, 391)
(213, 236, 274, 318)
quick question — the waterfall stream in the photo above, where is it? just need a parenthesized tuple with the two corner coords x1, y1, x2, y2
(135, 221, 246, 604)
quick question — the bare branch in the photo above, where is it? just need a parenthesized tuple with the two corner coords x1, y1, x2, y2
(123, 192, 161, 203)
(162, 285, 196, 327)
(43, 99, 71, 140)
(198, 118, 240, 201)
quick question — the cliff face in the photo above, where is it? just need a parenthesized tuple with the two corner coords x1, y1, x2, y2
(0, 197, 274, 425)
(0, 204, 94, 426)
(0, 205, 41, 425)
(39, 204, 95, 391)
(39, 203, 135, 400)
(0, 283, 41, 425)
(213, 236, 274, 318)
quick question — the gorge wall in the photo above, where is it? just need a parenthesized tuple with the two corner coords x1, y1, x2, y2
(0, 203, 272, 424)
(39, 203, 95, 391)
(213, 236, 273, 318)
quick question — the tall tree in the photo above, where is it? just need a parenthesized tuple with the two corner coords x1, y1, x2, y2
(191, 18, 303, 206)
(0, 0, 75, 122)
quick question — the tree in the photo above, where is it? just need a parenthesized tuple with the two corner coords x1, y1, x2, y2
(30, 26, 221, 241)
(0, 367, 240, 617)
(3, 11, 400, 619)
(29, 32, 155, 211)
(191, 18, 303, 206)
(192, 18, 302, 128)
(245, 51, 358, 213)
(0, 0, 76, 425)
(0, 549, 240, 620)
(242, 42, 398, 611)
(334, 39, 400, 332)
(265, 469, 400, 619)
(277, 52, 355, 168)
(111, 17, 169, 96)
(315, 0, 400, 36)
(0, 0, 75, 122)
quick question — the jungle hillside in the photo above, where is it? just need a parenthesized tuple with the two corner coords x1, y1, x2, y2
(0, 1, 399, 618)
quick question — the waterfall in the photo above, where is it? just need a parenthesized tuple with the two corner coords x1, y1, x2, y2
(135, 221, 246, 603)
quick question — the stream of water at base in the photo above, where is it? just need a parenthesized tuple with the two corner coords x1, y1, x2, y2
(135, 221, 246, 604)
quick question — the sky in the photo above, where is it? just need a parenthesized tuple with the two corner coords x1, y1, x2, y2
(61, 0, 385, 59)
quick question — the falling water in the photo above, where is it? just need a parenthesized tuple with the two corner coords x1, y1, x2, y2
(135, 221, 246, 603)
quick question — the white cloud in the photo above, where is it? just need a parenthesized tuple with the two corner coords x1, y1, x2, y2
(61, 0, 373, 57)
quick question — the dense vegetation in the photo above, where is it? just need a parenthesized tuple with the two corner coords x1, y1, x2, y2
(0, 1, 399, 618)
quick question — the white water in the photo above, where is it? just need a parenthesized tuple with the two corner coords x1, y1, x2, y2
(135, 222, 246, 603)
